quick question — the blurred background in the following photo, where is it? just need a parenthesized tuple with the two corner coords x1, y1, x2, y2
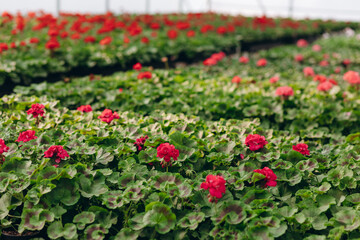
(2, 0, 360, 21)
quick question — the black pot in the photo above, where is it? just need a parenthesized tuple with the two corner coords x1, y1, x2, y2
(1, 230, 41, 240)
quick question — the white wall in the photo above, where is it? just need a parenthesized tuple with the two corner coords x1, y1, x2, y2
(2, 0, 360, 21)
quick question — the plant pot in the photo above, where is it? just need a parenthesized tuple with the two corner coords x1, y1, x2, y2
(1, 230, 41, 240)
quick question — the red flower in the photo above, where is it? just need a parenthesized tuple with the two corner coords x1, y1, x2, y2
(216, 26, 227, 35)
(70, 33, 81, 40)
(203, 58, 217, 66)
(343, 71, 360, 85)
(296, 39, 308, 47)
(60, 31, 68, 38)
(256, 58, 267, 67)
(16, 130, 37, 143)
(45, 37, 60, 50)
(0, 43, 8, 51)
(245, 134, 268, 151)
(141, 37, 149, 44)
(167, 29, 178, 39)
(312, 44, 321, 52)
(269, 76, 279, 84)
(313, 75, 327, 83)
(200, 175, 226, 202)
(293, 143, 310, 155)
(77, 105, 92, 113)
(186, 30, 195, 37)
(317, 81, 333, 92)
(294, 54, 304, 62)
(0, 139, 9, 154)
(27, 103, 45, 118)
(334, 67, 341, 74)
(98, 109, 120, 124)
(319, 60, 329, 67)
(100, 36, 112, 45)
(134, 136, 148, 151)
(303, 67, 315, 77)
(10, 42, 16, 49)
(133, 63, 142, 71)
(156, 143, 179, 167)
(137, 71, 152, 79)
(232, 76, 241, 84)
(342, 59, 351, 66)
(29, 37, 39, 44)
(119, 88, 123, 93)
(239, 56, 249, 64)
(84, 36, 96, 43)
(253, 167, 277, 187)
(44, 145, 69, 165)
(275, 86, 294, 97)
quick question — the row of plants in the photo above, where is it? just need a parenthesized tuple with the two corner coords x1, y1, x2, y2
(15, 35, 360, 136)
(0, 11, 358, 86)
(0, 94, 360, 239)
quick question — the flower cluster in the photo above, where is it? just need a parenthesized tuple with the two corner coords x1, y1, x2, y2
(16, 130, 37, 143)
(156, 143, 179, 168)
(98, 109, 120, 124)
(77, 105, 93, 113)
(293, 143, 310, 156)
(203, 52, 226, 66)
(200, 175, 226, 203)
(44, 145, 69, 167)
(275, 86, 294, 98)
(253, 167, 277, 187)
(134, 136, 148, 151)
(27, 103, 45, 118)
(137, 71, 152, 79)
(245, 134, 268, 151)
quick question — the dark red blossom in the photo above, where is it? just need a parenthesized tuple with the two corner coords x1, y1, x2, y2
(134, 136, 148, 151)
(84, 36, 96, 43)
(253, 167, 277, 187)
(16, 130, 37, 143)
(156, 143, 179, 167)
(27, 104, 45, 118)
(200, 175, 226, 202)
(98, 109, 120, 124)
(245, 134, 268, 151)
(44, 145, 69, 167)
(167, 29, 178, 39)
(293, 143, 310, 155)
(77, 105, 93, 113)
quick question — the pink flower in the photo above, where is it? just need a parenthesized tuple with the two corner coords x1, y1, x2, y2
(294, 54, 304, 62)
(334, 67, 341, 74)
(203, 58, 217, 66)
(245, 134, 268, 151)
(275, 86, 294, 97)
(313, 75, 327, 83)
(239, 56, 249, 64)
(253, 167, 277, 187)
(292, 143, 310, 155)
(200, 175, 226, 202)
(77, 105, 92, 113)
(0, 139, 9, 154)
(312, 44, 321, 52)
(27, 104, 45, 118)
(98, 109, 120, 124)
(44, 145, 69, 164)
(317, 81, 333, 92)
(16, 130, 37, 143)
(296, 39, 308, 47)
(156, 143, 179, 167)
(134, 136, 148, 151)
(319, 60, 329, 67)
(269, 76, 279, 84)
(343, 71, 360, 85)
(232, 76, 242, 84)
(303, 67, 315, 77)
(342, 59, 351, 66)
(256, 58, 267, 67)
